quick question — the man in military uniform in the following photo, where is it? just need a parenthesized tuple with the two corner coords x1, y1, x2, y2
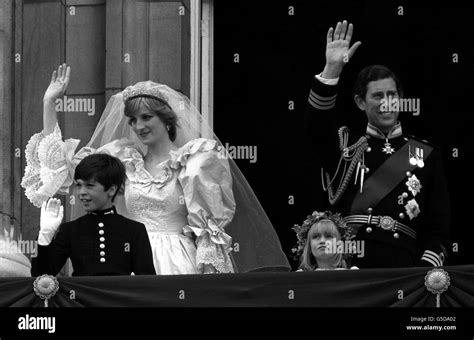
(31, 154, 156, 276)
(305, 20, 450, 268)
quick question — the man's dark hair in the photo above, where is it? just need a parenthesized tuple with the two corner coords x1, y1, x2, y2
(74, 153, 125, 202)
(353, 65, 404, 99)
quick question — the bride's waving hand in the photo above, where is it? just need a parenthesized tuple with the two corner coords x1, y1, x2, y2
(43, 63, 71, 135)
(22, 65, 290, 275)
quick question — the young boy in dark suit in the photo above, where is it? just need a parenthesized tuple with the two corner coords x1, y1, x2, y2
(31, 153, 156, 276)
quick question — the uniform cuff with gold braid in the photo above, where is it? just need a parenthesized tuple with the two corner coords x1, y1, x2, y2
(308, 75, 338, 111)
(308, 90, 337, 110)
(421, 250, 444, 267)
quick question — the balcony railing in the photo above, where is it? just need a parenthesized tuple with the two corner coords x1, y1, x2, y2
(1, 265, 473, 307)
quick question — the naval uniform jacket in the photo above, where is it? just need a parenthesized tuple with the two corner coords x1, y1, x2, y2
(31, 206, 156, 276)
(305, 75, 450, 268)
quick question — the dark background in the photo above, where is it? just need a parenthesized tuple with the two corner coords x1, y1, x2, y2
(214, 1, 474, 268)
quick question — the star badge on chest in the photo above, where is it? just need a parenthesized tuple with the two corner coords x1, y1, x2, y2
(382, 142, 395, 154)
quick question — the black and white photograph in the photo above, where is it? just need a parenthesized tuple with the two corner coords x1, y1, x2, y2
(0, 0, 473, 338)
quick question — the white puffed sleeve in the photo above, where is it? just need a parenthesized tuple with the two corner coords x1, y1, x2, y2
(21, 124, 82, 207)
(172, 138, 236, 273)
(21, 123, 138, 208)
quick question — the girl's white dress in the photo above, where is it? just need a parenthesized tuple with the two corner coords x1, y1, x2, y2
(22, 124, 235, 274)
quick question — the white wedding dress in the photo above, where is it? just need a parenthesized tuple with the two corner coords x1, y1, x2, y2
(22, 124, 235, 274)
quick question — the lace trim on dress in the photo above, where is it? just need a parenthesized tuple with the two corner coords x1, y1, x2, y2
(22, 130, 47, 207)
(115, 144, 173, 189)
(196, 233, 234, 273)
(36, 123, 63, 167)
(21, 123, 80, 207)
(24, 130, 46, 170)
(184, 219, 234, 274)
(38, 125, 79, 197)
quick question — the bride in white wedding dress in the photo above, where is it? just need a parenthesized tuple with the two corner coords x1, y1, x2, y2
(22, 64, 290, 275)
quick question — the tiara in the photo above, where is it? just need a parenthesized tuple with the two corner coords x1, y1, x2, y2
(291, 211, 355, 261)
(122, 82, 169, 103)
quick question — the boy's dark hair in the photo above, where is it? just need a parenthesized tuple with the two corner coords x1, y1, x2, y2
(353, 64, 404, 99)
(74, 153, 125, 202)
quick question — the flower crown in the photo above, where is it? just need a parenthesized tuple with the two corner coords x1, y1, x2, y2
(291, 211, 355, 261)
(122, 82, 169, 103)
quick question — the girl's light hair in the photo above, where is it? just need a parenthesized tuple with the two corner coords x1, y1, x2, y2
(299, 219, 345, 271)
